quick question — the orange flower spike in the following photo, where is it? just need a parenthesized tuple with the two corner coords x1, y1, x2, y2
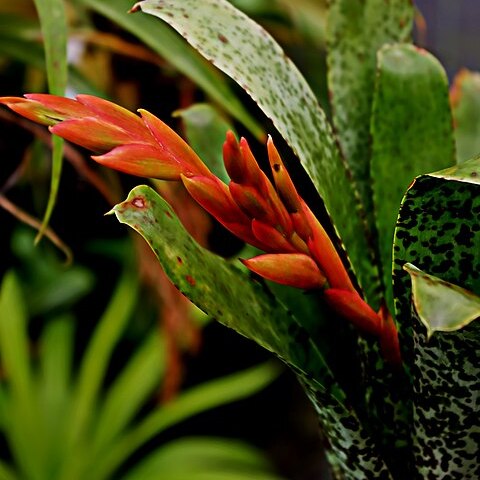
(181, 175, 267, 250)
(224, 133, 292, 234)
(228, 182, 273, 222)
(266, 136, 301, 213)
(223, 132, 263, 188)
(323, 289, 381, 336)
(139, 109, 211, 177)
(378, 304, 402, 367)
(242, 253, 327, 290)
(0, 94, 90, 126)
(302, 201, 356, 293)
(251, 219, 298, 253)
(51, 118, 136, 153)
(92, 144, 185, 180)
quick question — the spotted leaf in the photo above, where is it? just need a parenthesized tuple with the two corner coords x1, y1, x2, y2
(393, 156, 480, 477)
(111, 185, 393, 479)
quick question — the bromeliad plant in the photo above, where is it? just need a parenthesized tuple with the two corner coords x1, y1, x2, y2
(2, 1, 480, 478)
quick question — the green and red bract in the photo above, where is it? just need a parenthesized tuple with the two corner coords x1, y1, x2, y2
(0, 93, 400, 365)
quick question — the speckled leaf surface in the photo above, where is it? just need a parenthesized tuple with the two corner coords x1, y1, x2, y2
(451, 70, 480, 163)
(327, 0, 413, 217)
(393, 157, 480, 478)
(112, 185, 393, 479)
(404, 263, 480, 338)
(134, 0, 380, 306)
(371, 44, 455, 314)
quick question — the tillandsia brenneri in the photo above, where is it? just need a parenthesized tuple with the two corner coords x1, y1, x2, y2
(0, 93, 400, 366)
(2, 0, 480, 479)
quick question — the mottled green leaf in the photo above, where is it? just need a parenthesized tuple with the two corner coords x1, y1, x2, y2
(327, 0, 413, 216)
(111, 185, 393, 479)
(451, 70, 480, 163)
(404, 263, 480, 338)
(135, 0, 380, 305)
(393, 157, 480, 477)
(174, 103, 232, 183)
(79, 0, 263, 139)
(371, 44, 455, 313)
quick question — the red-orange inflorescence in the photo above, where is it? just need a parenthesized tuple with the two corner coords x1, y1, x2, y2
(0, 94, 401, 365)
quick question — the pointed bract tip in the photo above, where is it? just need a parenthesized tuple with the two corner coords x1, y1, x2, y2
(243, 253, 327, 290)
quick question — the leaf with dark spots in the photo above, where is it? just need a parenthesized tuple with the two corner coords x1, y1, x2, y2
(112, 185, 392, 479)
(393, 159, 480, 476)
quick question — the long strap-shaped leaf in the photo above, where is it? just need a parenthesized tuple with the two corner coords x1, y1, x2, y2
(133, 0, 380, 305)
(393, 158, 480, 477)
(33, 0, 67, 241)
(327, 0, 413, 221)
(451, 70, 480, 164)
(371, 44, 455, 314)
(112, 185, 392, 479)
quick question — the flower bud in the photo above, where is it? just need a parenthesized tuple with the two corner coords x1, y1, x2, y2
(242, 253, 327, 290)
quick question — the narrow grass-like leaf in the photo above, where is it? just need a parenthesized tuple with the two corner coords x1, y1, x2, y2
(0, 36, 106, 97)
(327, 0, 413, 216)
(174, 103, 232, 183)
(134, 0, 380, 305)
(32, 0, 68, 241)
(371, 44, 455, 313)
(451, 69, 480, 163)
(91, 331, 165, 457)
(38, 316, 74, 472)
(59, 270, 139, 477)
(92, 361, 280, 480)
(0, 462, 18, 480)
(0, 273, 45, 479)
(111, 186, 393, 479)
(393, 157, 480, 477)
(79, 0, 263, 139)
(123, 436, 280, 480)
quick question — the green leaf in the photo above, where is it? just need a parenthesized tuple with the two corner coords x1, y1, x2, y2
(92, 361, 281, 480)
(58, 270, 139, 478)
(327, 0, 413, 216)
(32, 0, 68, 241)
(38, 316, 75, 471)
(371, 44, 455, 313)
(393, 157, 480, 477)
(451, 70, 480, 163)
(0, 273, 46, 479)
(78, 0, 263, 139)
(111, 186, 393, 479)
(123, 436, 280, 480)
(0, 461, 18, 480)
(404, 263, 480, 338)
(174, 103, 232, 183)
(134, 0, 380, 305)
(91, 331, 165, 457)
